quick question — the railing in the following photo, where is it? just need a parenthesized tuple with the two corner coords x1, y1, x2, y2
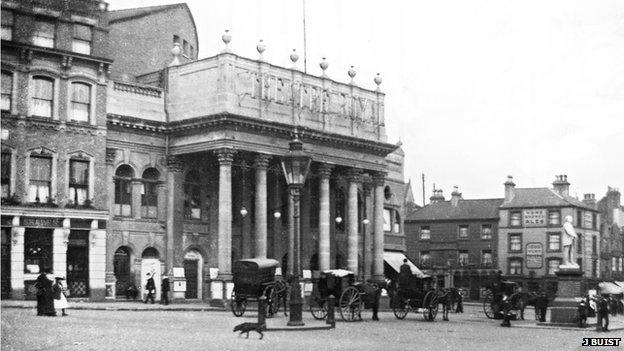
(113, 81, 162, 98)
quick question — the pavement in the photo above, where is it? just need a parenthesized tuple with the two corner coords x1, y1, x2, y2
(2, 303, 624, 351)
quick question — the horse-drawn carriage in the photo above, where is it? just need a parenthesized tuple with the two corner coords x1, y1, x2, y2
(308, 269, 381, 322)
(483, 280, 524, 319)
(391, 274, 439, 321)
(230, 258, 287, 317)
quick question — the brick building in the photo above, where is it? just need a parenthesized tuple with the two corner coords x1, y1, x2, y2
(405, 186, 503, 300)
(597, 187, 624, 281)
(1, 0, 111, 300)
(1, 2, 411, 302)
(498, 175, 601, 295)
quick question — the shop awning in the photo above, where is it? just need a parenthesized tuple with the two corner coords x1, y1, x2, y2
(598, 282, 624, 295)
(383, 251, 428, 278)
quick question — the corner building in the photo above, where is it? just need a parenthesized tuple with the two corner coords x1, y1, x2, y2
(1, 2, 410, 302)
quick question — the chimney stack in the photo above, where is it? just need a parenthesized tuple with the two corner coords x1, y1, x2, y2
(429, 188, 445, 203)
(552, 174, 570, 196)
(451, 185, 462, 206)
(504, 175, 515, 202)
(582, 193, 596, 208)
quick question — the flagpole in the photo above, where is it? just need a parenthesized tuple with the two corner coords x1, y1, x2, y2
(302, 0, 308, 73)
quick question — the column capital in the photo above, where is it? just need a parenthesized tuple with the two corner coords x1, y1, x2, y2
(317, 163, 334, 179)
(166, 155, 184, 173)
(214, 148, 236, 166)
(105, 148, 117, 165)
(372, 171, 387, 186)
(345, 168, 362, 183)
(253, 154, 272, 169)
(363, 182, 373, 197)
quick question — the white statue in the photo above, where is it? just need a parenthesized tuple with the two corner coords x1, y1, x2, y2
(561, 215, 580, 269)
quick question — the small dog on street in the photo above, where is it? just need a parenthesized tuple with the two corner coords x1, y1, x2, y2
(233, 322, 264, 339)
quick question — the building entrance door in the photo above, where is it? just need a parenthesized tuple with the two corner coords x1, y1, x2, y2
(184, 259, 198, 299)
(114, 246, 133, 298)
(1, 228, 10, 299)
(67, 230, 89, 297)
(141, 258, 161, 301)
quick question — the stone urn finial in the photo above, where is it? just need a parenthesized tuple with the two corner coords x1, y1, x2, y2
(320, 57, 329, 76)
(348, 65, 356, 83)
(221, 29, 232, 53)
(374, 73, 382, 91)
(257, 39, 266, 61)
(290, 49, 299, 69)
(169, 43, 181, 67)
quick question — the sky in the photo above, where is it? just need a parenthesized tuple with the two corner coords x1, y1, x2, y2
(108, 0, 624, 206)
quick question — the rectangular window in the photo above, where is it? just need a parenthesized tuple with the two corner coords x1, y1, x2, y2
(420, 251, 431, 265)
(70, 83, 90, 122)
(548, 210, 560, 226)
(420, 226, 430, 240)
(577, 210, 582, 227)
(509, 233, 522, 252)
(1, 10, 13, 41)
(584, 212, 593, 229)
(72, 24, 92, 55)
(383, 209, 391, 232)
(592, 213, 597, 230)
(547, 258, 561, 275)
(592, 235, 597, 255)
(458, 251, 469, 266)
(509, 259, 522, 275)
(510, 211, 522, 227)
(547, 232, 561, 252)
(481, 250, 492, 266)
(24, 229, 53, 273)
(69, 159, 89, 205)
(31, 76, 54, 117)
(29, 156, 51, 203)
(1, 152, 11, 198)
(612, 257, 617, 272)
(458, 225, 469, 238)
(33, 19, 55, 48)
(481, 224, 492, 239)
(141, 182, 158, 218)
(1, 71, 11, 111)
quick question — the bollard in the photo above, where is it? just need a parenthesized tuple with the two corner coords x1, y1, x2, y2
(326, 295, 335, 328)
(258, 296, 267, 329)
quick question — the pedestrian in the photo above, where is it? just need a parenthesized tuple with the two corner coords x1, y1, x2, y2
(500, 295, 511, 327)
(454, 289, 464, 313)
(591, 295, 609, 332)
(161, 275, 170, 305)
(34, 269, 55, 316)
(52, 277, 69, 316)
(144, 273, 156, 304)
(536, 292, 548, 322)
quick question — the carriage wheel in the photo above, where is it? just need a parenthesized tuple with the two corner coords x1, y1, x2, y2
(339, 286, 362, 322)
(263, 286, 279, 318)
(483, 291, 494, 319)
(230, 291, 246, 317)
(392, 296, 409, 320)
(423, 291, 439, 321)
(309, 296, 328, 320)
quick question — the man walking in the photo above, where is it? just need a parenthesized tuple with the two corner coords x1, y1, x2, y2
(144, 273, 156, 304)
(161, 275, 170, 305)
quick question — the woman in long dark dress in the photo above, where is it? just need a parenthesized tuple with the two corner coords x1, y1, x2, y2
(35, 270, 55, 316)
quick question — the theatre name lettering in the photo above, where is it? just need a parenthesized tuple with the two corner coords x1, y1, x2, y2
(523, 209, 546, 227)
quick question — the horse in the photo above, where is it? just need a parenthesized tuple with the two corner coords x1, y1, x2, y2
(435, 288, 463, 321)
(271, 276, 290, 317)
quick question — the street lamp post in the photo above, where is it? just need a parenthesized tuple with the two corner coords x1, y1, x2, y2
(281, 133, 311, 326)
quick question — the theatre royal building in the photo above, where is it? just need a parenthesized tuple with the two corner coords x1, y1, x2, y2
(1, 1, 413, 302)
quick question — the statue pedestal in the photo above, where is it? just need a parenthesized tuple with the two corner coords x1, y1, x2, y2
(548, 267, 584, 326)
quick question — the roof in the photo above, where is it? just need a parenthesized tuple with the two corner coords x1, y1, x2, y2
(500, 188, 597, 211)
(406, 198, 504, 221)
(109, 4, 187, 23)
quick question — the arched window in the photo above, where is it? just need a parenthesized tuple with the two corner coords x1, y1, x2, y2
(31, 76, 54, 117)
(114, 165, 134, 217)
(141, 168, 160, 218)
(1, 71, 12, 111)
(70, 82, 91, 122)
(184, 170, 201, 220)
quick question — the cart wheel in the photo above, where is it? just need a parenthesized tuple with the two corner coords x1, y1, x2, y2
(423, 291, 439, 321)
(263, 286, 278, 318)
(309, 296, 328, 320)
(339, 286, 362, 322)
(392, 296, 409, 320)
(483, 291, 494, 319)
(230, 291, 246, 317)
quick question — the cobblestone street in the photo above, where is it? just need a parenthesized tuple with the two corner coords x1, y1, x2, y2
(2, 304, 622, 351)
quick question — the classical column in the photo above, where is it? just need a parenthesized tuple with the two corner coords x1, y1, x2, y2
(240, 161, 252, 259)
(89, 220, 107, 301)
(346, 169, 361, 275)
(271, 171, 283, 261)
(105, 148, 117, 213)
(165, 156, 184, 274)
(254, 154, 271, 258)
(318, 164, 333, 272)
(362, 183, 373, 280)
(215, 148, 236, 277)
(372, 172, 386, 280)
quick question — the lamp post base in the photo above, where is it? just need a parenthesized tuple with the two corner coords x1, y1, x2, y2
(287, 277, 305, 326)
